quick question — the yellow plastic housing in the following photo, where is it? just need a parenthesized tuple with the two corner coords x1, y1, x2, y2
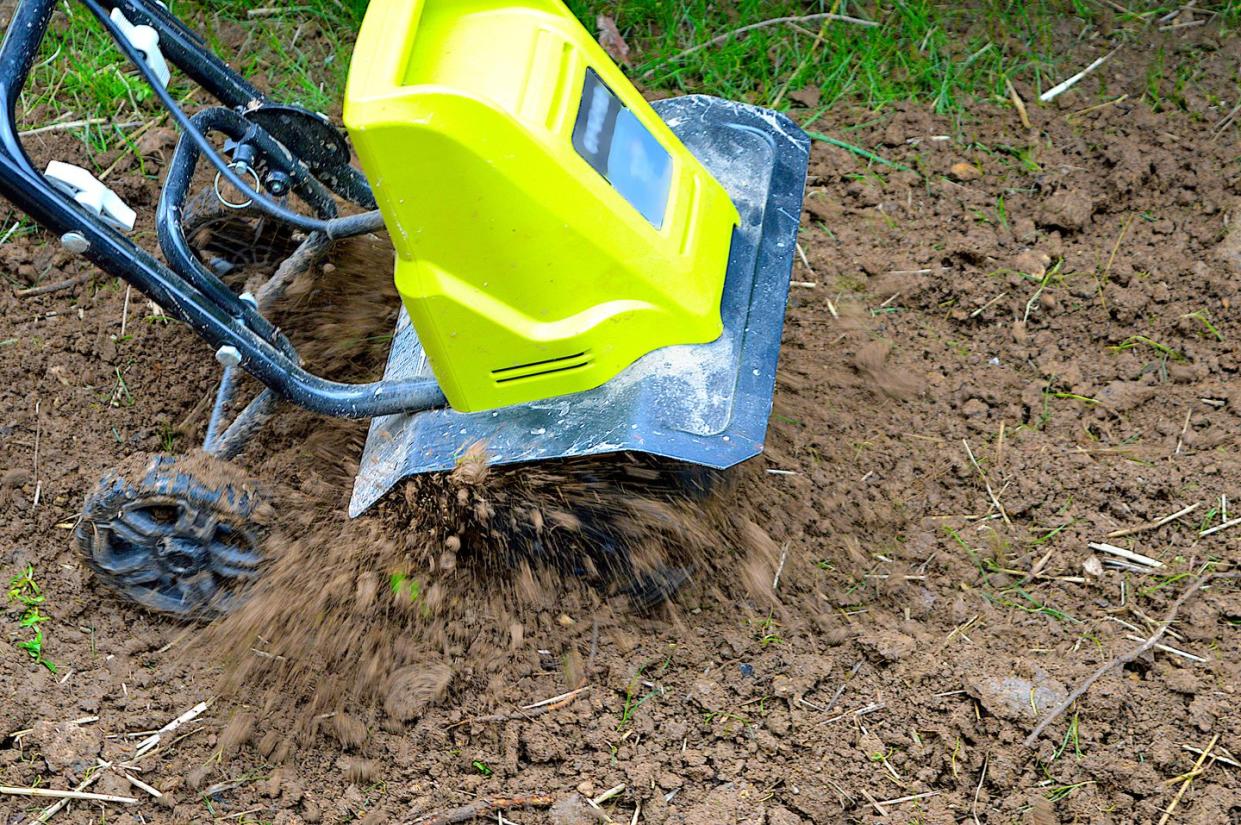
(344, 0, 739, 412)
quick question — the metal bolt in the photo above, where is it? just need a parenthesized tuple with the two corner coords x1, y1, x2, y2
(264, 170, 292, 197)
(60, 232, 90, 254)
(214, 345, 242, 369)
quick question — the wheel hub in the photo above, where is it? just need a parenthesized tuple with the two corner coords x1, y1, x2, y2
(157, 535, 209, 576)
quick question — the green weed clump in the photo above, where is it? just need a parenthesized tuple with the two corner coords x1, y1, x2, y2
(7, 564, 57, 673)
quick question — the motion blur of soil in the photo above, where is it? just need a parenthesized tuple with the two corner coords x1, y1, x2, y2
(3, 25, 1241, 825)
(190, 233, 778, 735)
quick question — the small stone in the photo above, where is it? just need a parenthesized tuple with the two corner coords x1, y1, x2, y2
(857, 729, 886, 759)
(557, 613, 575, 627)
(1167, 363, 1198, 384)
(965, 668, 1068, 722)
(688, 678, 728, 710)
(259, 768, 285, 798)
(338, 757, 379, 784)
(186, 764, 211, 790)
(136, 127, 177, 156)
(788, 86, 822, 108)
(859, 631, 916, 662)
(94, 771, 131, 799)
(770, 674, 795, 698)
(1083, 556, 1103, 577)
(1163, 668, 1199, 695)
(342, 785, 365, 808)
(258, 730, 282, 759)
(1013, 216, 1037, 242)
(219, 712, 254, 754)
(657, 771, 683, 790)
(575, 780, 595, 797)
(282, 780, 305, 806)
(949, 161, 981, 182)
(1096, 380, 1157, 413)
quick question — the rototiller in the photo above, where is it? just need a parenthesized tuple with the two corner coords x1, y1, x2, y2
(0, 0, 809, 615)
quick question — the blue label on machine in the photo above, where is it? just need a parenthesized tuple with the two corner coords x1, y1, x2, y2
(572, 69, 672, 229)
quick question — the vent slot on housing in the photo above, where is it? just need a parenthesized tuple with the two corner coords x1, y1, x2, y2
(492, 352, 593, 384)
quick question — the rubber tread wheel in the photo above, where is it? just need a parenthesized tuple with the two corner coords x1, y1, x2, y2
(76, 454, 267, 618)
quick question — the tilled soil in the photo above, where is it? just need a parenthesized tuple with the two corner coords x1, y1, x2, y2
(3, 23, 1241, 825)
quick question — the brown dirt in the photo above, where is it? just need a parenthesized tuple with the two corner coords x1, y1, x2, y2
(3, 20, 1241, 825)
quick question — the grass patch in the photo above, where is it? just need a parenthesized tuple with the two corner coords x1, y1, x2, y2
(1045, 780, 1093, 802)
(1029, 520, 1075, 547)
(16, 0, 1241, 142)
(201, 0, 370, 112)
(1108, 335, 1185, 382)
(21, 2, 156, 127)
(103, 363, 136, 408)
(570, 0, 1241, 112)
(570, 0, 1074, 112)
(618, 675, 662, 729)
(18, 0, 366, 137)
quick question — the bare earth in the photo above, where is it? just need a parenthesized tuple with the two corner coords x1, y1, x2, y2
(2, 22, 1241, 825)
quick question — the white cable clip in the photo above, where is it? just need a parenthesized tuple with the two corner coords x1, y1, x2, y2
(109, 8, 171, 89)
(44, 161, 137, 232)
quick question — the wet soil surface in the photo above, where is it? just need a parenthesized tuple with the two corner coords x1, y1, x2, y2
(3, 22, 1241, 825)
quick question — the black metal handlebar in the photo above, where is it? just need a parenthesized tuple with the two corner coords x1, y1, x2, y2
(0, 0, 447, 418)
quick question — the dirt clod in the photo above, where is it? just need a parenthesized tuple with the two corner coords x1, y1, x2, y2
(1038, 188, 1095, 231)
(330, 713, 368, 750)
(384, 662, 453, 721)
(27, 721, 100, 777)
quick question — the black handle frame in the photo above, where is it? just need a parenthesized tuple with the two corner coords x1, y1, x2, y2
(0, 0, 446, 418)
